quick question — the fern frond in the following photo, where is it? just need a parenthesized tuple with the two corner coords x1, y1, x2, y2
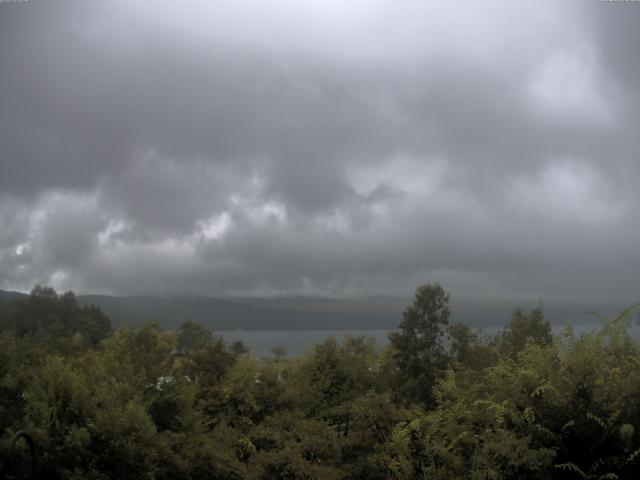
(555, 462, 587, 478)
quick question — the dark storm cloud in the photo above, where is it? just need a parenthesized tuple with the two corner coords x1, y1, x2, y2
(1, 0, 640, 301)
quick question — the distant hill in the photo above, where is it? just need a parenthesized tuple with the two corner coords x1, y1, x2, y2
(0, 290, 28, 303)
(0, 289, 629, 331)
(236, 295, 628, 324)
(76, 294, 398, 331)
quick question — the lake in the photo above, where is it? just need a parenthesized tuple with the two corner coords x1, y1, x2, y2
(218, 322, 640, 358)
(218, 329, 393, 357)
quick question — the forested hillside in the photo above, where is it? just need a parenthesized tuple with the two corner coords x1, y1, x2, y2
(1, 284, 640, 479)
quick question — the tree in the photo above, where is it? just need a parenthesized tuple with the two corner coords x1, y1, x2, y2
(230, 340, 251, 356)
(447, 323, 497, 370)
(175, 320, 213, 355)
(295, 336, 378, 418)
(389, 282, 450, 407)
(499, 305, 551, 357)
(0, 287, 112, 354)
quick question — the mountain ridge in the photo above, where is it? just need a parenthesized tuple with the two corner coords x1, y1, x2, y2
(1, 289, 630, 331)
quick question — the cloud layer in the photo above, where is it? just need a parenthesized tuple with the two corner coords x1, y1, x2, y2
(1, 0, 639, 301)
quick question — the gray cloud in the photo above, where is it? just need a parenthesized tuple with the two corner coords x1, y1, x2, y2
(1, 0, 640, 302)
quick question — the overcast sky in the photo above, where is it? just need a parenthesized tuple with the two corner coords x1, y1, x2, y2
(1, 0, 639, 301)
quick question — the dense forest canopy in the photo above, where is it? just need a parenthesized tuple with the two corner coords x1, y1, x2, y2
(1, 284, 639, 479)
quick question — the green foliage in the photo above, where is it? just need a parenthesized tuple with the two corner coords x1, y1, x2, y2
(295, 335, 378, 415)
(176, 320, 214, 356)
(448, 322, 498, 370)
(248, 413, 342, 479)
(0, 286, 112, 349)
(499, 305, 552, 357)
(389, 282, 450, 407)
(1, 285, 640, 479)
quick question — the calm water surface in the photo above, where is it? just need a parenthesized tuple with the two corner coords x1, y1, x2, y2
(219, 323, 640, 358)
